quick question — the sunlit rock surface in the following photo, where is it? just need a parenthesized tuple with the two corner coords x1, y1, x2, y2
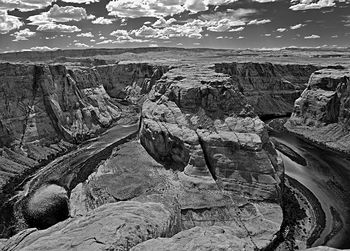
(286, 68, 350, 154)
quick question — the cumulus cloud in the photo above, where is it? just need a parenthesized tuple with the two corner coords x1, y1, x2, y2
(106, 0, 184, 18)
(0, 0, 54, 12)
(290, 23, 304, 29)
(75, 42, 90, 47)
(277, 28, 286, 32)
(61, 0, 100, 3)
(28, 4, 94, 25)
(152, 17, 176, 27)
(304, 34, 320, 38)
(247, 19, 271, 25)
(92, 17, 115, 24)
(201, 9, 254, 31)
(77, 32, 94, 37)
(229, 26, 244, 32)
(290, 0, 337, 11)
(11, 28, 35, 41)
(0, 10, 23, 34)
(29, 46, 59, 51)
(106, 0, 259, 17)
(37, 23, 81, 33)
(131, 19, 204, 39)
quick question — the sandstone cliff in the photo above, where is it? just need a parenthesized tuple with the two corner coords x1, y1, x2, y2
(139, 64, 283, 201)
(215, 62, 320, 117)
(286, 68, 350, 154)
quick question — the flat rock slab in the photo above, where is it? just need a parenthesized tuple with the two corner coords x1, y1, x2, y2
(2, 198, 180, 251)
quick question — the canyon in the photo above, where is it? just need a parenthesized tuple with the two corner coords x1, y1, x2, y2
(0, 48, 349, 251)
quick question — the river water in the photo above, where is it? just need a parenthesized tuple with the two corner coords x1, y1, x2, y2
(270, 131, 350, 249)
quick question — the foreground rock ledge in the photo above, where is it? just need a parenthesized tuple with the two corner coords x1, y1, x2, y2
(1, 196, 180, 251)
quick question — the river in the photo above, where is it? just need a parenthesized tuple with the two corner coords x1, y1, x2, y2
(270, 131, 350, 249)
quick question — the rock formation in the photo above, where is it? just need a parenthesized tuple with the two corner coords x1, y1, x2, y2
(286, 68, 350, 154)
(2, 57, 347, 250)
(215, 62, 319, 117)
(139, 64, 282, 201)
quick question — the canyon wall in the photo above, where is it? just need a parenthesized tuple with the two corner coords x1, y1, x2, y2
(286, 68, 350, 154)
(0, 62, 166, 198)
(215, 62, 320, 117)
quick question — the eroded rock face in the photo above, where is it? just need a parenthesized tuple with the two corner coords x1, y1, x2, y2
(96, 63, 168, 101)
(286, 69, 350, 154)
(139, 65, 282, 201)
(215, 62, 320, 117)
(1, 195, 180, 251)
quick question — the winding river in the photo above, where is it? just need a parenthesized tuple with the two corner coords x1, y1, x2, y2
(271, 131, 350, 249)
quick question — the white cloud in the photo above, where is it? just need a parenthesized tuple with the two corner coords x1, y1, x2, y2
(264, 33, 271, 36)
(61, 0, 100, 3)
(77, 32, 94, 37)
(37, 23, 81, 33)
(277, 28, 286, 32)
(229, 26, 244, 32)
(290, 0, 337, 11)
(304, 34, 320, 39)
(290, 23, 304, 29)
(207, 18, 245, 31)
(92, 17, 115, 24)
(152, 17, 176, 27)
(75, 42, 90, 47)
(106, 0, 185, 18)
(0, 0, 54, 12)
(149, 43, 159, 47)
(29, 46, 59, 51)
(11, 28, 35, 41)
(132, 19, 204, 40)
(201, 9, 253, 31)
(106, 0, 257, 17)
(0, 10, 23, 34)
(247, 19, 271, 25)
(28, 4, 93, 25)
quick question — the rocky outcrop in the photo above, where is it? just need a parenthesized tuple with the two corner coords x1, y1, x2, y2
(139, 65, 282, 201)
(286, 69, 350, 154)
(1, 195, 180, 251)
(215, 62, 320, 117)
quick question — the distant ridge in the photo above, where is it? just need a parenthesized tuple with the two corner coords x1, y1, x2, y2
(0, 47, 229, 62)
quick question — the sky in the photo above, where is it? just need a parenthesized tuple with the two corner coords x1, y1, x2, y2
(0, 0, 349, 52)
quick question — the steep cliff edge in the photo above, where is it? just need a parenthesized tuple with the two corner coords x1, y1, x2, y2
(215, 62, 320, 117)
(285, 69, 350, 154)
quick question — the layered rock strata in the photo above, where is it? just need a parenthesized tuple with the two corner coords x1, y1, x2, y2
(139, 65, 282, 201)
(286, 69, 350, 154)
(215, 62, 319, 117)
